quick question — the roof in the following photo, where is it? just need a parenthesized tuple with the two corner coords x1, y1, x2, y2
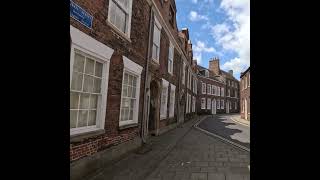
(240, 67, 250, 78)
(221, 70, 239, 82)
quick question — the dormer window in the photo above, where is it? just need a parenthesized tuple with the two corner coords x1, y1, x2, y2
(205, 70, 209, 77)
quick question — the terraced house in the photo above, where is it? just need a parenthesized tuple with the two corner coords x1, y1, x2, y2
(196, 57, 240, 115)
(70, 0, 197, 179)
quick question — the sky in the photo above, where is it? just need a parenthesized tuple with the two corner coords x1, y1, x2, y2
(175, 0, 250, 79)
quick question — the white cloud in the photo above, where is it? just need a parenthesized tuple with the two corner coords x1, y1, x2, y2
(193, 41, 216, 53)
(192, 0, 198, 3)
(211, 0, 250, 74)
(189, 11, 209, 21)
(194, 52, 202, 64)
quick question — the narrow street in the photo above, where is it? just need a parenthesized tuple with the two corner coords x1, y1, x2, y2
(90, 115, 250, 180)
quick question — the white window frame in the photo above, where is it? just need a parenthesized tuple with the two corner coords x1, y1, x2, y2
(107, 0, 133, 38)
(119, 56, 143, 127)
(70, 26, 114, 136)
(202, 83, 206, 94)
(160, 78, 169, 119)
(205, 70, 209, 77)
(217, 87, 221, 96)
(217, 99, 220, 109)
(152, 16, 162, 63)
(169, 84, 175, 118)
(230, 101, 232, 109)
(235, 101, 237, 110)
(188, 94, 192, 113)
(228, 89, 231, 97)
(207, 84, 211, 95)
(207, 98, 211, 110)
(168, 41, 174, 75)
(212, 85, 215, 95)
(221, 99, 224, 109)
(201, 98, 206, 109)
(188, 69, 192, 89)
(221, 87, 224, 97)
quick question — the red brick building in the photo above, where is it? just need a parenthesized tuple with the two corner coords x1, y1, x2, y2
(196, 58, 240, 115)
(197, 65, 226, 114)
(70, 0, 197, 179)
(240, 67, 250, 120)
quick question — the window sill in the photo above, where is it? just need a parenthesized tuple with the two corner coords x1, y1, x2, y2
(151, 58, 160, 64)
(119, 123, 139, 130)
(106, 21, 131, 43)
(70, 129, 105, 143)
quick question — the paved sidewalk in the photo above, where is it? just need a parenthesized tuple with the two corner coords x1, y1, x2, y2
(229, 115, 250, 127)
(88, 116, 206, 180)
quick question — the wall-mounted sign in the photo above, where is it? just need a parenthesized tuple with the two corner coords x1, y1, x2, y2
(70, 1, 93, 29)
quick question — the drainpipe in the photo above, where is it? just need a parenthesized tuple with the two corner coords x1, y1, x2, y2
(141, 4, 154, 144)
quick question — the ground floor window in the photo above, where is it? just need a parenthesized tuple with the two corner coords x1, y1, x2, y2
(201, 98, 206, 109)
(207, 98, 211, 109)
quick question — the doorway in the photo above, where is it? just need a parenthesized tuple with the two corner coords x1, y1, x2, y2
(148, 80, 159, 135)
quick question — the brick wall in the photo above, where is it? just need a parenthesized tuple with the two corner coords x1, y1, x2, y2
(70, 0, 151, 162)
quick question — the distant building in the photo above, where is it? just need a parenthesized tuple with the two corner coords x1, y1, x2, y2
(240, 67, 250, 120)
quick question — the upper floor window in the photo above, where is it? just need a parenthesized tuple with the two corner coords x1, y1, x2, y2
(205, 70, 209, 77)
(182, 61, 185, 85)
(221, 87, 224, 97)
(207, 84, 211, 95)
(202, 82, 206, 94)
(152, 16, 162, 62)
(108, 0, 133, 37)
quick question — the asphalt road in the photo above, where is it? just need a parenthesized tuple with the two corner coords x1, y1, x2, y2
(197, 114, 250, 149)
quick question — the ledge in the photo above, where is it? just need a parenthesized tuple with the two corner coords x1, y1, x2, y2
(70, 129, 105, 143)
(106, 21, 132, 43)
(119, 123, 139, 130)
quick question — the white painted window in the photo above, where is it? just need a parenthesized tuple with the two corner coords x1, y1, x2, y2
(212, 85, 215, 95)
(189, 69, 192, 89)
(244, 76, 247, 89)
(186, 93, 191, 113)
(192, 96, 196, 112)
(228, 89, 231, 97)
(202, 83, 206, 94)
(182, 61, 185, 85)
(70, 26, 113, 136)
(221, 99, 224, 109)
(108, 0, 133, 36)
(207, 98, 211, 109)
(201, 98, 206, 109)
(217, 87, 221, 96)
(169, 84, 175, 118)
(230, 101, 232, 109)
(168, 41, 174, 74)
(228, 80, 230, 86)
(119, 57, 143, 126)
(235, 101, 237, 110)
(217, 99, 220, 109)
(152, 16, 162, 62)
(193, 77, 197, 94)
(160, 79, 169, 119)
(221, 87, 224, 97)
(195, 79, 197, 94)
(207, 84, 211, 95)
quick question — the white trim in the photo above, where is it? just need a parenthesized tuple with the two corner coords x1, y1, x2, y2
(201, 98, 206, 109)
(119, 56, 143, 127)
(160, 78, 169, 119)
(207, 98, 211, 110)
(169, 84, 175, 118)
(123, 56, 143, 75)
(70, 25, 114, 61)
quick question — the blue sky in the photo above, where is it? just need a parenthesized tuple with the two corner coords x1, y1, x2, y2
(175, 0, 250, 79)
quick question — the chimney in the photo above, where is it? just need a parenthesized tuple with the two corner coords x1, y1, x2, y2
(229, 70, 233, 76)
(209, 57, 220, 75)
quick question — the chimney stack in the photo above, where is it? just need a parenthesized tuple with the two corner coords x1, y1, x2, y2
(209, 57, 220, 75)
(229, 70, 233, 76)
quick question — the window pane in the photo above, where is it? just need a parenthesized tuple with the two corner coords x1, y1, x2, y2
(90, 95, 98, 109)
(120, 108, 125, 121)
(109, 1, 116, 24)
(130, 99, 135, 109)
(132, 87, 136, 98)
(95, 62, 103, 77)
(117, 0, 129, 9)
(80, 93, 90, 109)
(70, 92, 79, 109)
(88, 110, 96, 126)
(71, 72, 83, 91)
(128, 86, 132, 98)
(122, 98, 129, 108)
(128, 75, 133, 86)
(85, 58, 95, 75)
(93, 78, 101, 93)
(129, 109, 133, 120)
(124, 73, 129, 85)
(122, 85, 128, 97)
(83, 75, 94, 92)
(78, 110, 88, 127)
(74, 53, 85, 72)
(132, 76, 137, 87)
(124, 108, 129, 121)
(152, 45, 157, 59)
(70, 110, 78, 128)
